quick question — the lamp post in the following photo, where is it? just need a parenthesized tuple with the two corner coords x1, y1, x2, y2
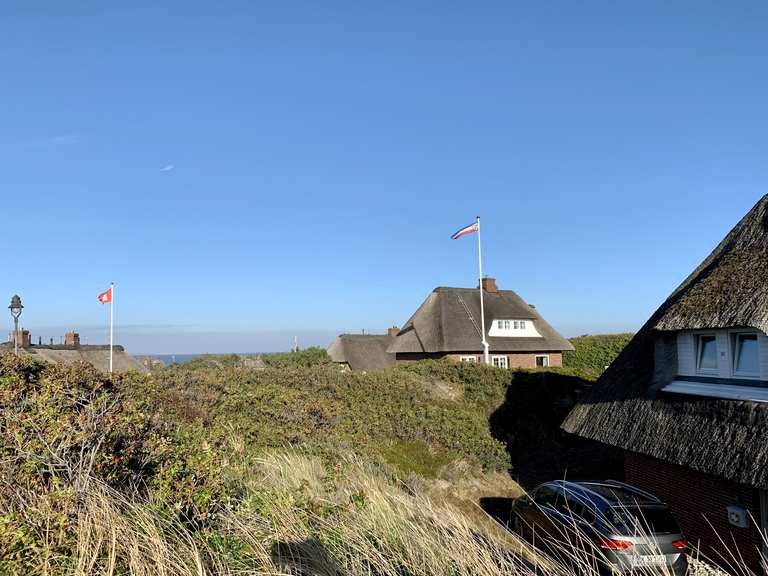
(8, 295, 23, 356)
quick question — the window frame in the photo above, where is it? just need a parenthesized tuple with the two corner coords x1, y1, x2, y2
(459, 355, 477, 363)
(732, 331, 761, 378)
(695, 333, 719, 374)
(535, 355, 550, 368)
(491, 355, 509, 369)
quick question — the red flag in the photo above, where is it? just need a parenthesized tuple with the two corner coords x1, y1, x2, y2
(98, 287, 113, 304)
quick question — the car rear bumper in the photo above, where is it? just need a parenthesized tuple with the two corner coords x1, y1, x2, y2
(605, 554, 688, 576)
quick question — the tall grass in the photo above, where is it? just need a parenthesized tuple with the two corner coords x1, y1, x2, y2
(9, 451, 762, 576)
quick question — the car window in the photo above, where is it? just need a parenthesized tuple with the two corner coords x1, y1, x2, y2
(530, 485, 557, 508)
(567, 499, 596, 524)
(606, 506, 680, 535)
(552, 492, 571, 515)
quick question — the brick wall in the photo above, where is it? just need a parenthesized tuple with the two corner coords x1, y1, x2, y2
(625, 451, 765, 572)
(406, 352, 564, 368)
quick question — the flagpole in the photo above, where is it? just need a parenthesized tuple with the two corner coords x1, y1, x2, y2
(109, 282, 114, 373)
(476, 216, 490, 365)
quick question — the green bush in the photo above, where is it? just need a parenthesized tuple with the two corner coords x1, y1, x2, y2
(563, 333, 633, 373)
(262, 346, 332, 368)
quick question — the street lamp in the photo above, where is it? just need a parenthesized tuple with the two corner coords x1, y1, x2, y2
(8, 295, 23, 356)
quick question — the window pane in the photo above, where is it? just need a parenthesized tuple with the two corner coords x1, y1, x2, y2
(513, 321, 518, 329)
(736, 334, 759, 373)
(520, 321, 526, 329)
(497, 320, 502, 329)
(698, 336, 718, 370)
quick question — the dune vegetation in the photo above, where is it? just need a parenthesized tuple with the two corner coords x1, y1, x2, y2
(564, 333, 634, 375)
(0, 349, 745, 575)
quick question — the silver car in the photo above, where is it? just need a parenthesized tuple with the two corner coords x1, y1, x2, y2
(511, 480, 689, 575)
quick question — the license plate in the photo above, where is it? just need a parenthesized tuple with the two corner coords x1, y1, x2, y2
(632, 555, 667, 566)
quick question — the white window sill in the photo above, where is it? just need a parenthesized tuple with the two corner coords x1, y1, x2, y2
(663, 380, 768, 403)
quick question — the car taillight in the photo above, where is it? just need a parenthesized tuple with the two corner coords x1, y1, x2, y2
(595, 537, 634, 550)
(671, 539, 688, 550)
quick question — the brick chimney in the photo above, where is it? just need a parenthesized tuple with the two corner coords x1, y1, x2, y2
(387, 326, 400, 337)
(10, 330, 31, 348)
(64, 332, 81, 347)
(479, 277, 499, 293)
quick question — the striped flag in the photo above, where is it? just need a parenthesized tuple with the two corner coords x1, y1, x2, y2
(451, 221, 479, 239)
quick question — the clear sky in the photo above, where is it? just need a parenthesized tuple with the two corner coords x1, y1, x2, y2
(1, 2, 767, 354)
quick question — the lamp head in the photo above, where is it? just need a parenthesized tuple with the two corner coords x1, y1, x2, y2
(9, 295, 23, 319)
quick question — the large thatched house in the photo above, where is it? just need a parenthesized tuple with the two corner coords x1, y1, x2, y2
(563, 195, 768, 571)
(388, 278, 573, 368)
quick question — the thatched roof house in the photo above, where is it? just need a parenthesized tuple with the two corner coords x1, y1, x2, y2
(388, 278, 573, 368)
(563, 194, 768, 570)
(327, 333, 396, 371)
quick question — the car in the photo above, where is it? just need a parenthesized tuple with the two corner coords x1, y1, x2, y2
(511, 480, 689, 575)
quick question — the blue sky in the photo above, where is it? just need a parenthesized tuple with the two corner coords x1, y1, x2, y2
(1, 2, 767, 354)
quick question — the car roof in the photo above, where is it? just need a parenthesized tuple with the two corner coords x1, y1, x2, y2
(546, 480, 663, 507)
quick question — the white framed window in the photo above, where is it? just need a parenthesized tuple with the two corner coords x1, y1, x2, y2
(460, 356, 477, 363)
(535, 355, 550, 367)
(696, 334, 718, 373)
(492, 355, 508, 369)
(733, 332, 760, 376)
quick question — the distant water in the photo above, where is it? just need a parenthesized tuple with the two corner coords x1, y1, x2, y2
(143, 353, 263, 366)
(148, 354, 200, 365)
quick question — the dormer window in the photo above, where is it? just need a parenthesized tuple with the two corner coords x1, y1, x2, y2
(696, 334, 718, 373)
(677, 329, 766, 383)
(668, 329, 768, 401)
(489, 319, 540, 337)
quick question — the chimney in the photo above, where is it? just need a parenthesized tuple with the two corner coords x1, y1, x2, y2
(64, 332, 81, 347)
(480, 277, 498, 293)
(387, 326, 400, 337)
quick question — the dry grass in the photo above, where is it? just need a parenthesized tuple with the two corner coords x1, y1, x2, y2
(6, 451, 766, 576)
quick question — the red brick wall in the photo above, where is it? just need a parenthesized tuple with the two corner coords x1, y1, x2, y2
(446, 352, 562, 368)
(625, 452, 765, 572)
(396, 352, 563, 367)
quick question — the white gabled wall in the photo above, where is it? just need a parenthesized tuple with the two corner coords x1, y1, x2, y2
(716, 331, 731, 379)
(488, 320, 542, 338)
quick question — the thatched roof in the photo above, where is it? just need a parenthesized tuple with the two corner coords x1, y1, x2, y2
(28, 347, 147, 373)
(327, 334, 395, 371)
(388, 286, 573, 354)
(563, 194, 768, 488)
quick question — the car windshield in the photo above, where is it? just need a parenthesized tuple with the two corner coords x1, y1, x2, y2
(605, 506, 680, 535)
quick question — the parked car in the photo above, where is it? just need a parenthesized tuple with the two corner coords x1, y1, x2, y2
(511, 480, 688, 575)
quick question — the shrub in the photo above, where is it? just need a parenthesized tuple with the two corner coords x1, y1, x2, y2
(564, 333, 633, 373)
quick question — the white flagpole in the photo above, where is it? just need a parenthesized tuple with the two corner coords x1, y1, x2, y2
(109, 282, 114, 373)
(476, 216, 490, 365)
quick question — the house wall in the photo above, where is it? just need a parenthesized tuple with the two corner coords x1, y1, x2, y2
(625, 451, 764, 573)
(395, 352, 562, 368)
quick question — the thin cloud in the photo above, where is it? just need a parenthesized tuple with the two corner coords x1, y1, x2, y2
(159, 164, 175, 172)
